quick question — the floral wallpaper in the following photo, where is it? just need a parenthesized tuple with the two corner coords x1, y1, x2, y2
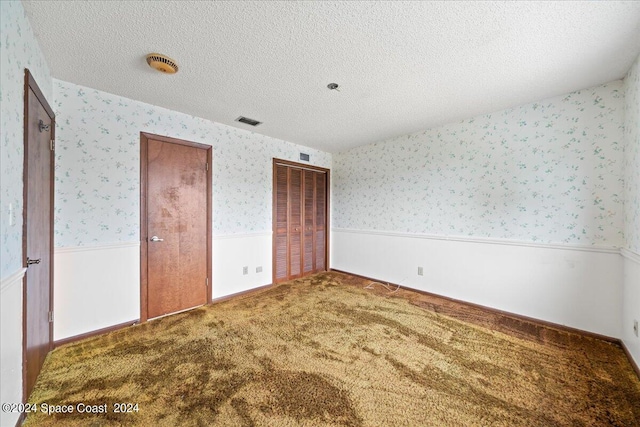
(334, 82, 625, 247)
(624, 54, 640, 254)
(1, 0, 636, 267)
(0, 0, 52, 278)
(53, 80, 331, 247)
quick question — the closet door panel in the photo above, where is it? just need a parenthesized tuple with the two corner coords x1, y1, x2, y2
(289, 168, 302, 277)
(274, 165, 289, 281)
(303, 170, 315, 273)
(273, 161, 328, 283)
(275, 234, 288, 280)
(315, 172, 326, 271)
(315, 231, 325, 271)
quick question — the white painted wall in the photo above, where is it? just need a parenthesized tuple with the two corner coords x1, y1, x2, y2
(0, 269, 26, 427)
(332, 229, 623, 338)
(622, 252, 640, 365)
(213, 233, 273, 299)
(53, 243, 140, 340)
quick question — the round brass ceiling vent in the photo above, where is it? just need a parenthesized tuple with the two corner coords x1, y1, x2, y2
(146, 53, 178, 74)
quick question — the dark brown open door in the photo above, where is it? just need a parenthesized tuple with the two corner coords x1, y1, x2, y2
(23, 69, 55, 401)
(140, 133, 212, 321)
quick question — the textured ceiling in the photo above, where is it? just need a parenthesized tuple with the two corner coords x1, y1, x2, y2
(22, 1, 640, 153)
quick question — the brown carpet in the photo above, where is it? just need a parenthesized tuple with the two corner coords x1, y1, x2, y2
(25, 272, 640, 426)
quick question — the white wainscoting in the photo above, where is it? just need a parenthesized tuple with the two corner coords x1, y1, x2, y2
(53, 234, 274, 341)
(213, 232, 272, 299)
(54, 242, 140, 341)
(331, 228, 623, 338)
(1, 268, 26, 427)
(622, 249, 640, 367)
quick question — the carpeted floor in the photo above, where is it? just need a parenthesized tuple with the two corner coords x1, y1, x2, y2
(25, 272, 640, 426)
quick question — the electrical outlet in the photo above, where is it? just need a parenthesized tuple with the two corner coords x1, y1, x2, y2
(242, 266, 248, 275)
(634, 319, 638, 337)
(417, 267, 423, 276)
(256, 266, 263, 273)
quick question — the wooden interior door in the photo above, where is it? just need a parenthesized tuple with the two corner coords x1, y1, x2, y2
(23, 69, 54, 401)
(273, 160, 329, 284)
(141, 133, 212, 321)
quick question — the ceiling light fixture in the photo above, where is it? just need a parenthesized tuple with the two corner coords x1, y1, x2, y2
(146, 53, 179, 74)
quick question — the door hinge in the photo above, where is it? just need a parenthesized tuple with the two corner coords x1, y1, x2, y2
(50, 139, 55, 151)
(205, 162, 209, 171)
(206, 277, 209, 287)
(48, 311, 54, 323)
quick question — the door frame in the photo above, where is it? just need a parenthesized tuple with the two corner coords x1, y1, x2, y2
(272, 158, 330, 284)
(139, 132, 212, 322)
(22, 69, 55, 402)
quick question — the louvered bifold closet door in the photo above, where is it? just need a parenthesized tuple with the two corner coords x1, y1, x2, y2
(303, 170, 316, 274)
(315, 172, 326, 271)
(274, 165, 289, 282)
(274, 161, 328, 284)
(289, 168, 303, 278)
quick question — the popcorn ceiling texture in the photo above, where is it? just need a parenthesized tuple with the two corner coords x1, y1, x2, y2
(0, 0, 52, 278)
(53, 80, 331, 248)
(333, 82, 625, 247)
(22, 1, 640, 152)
